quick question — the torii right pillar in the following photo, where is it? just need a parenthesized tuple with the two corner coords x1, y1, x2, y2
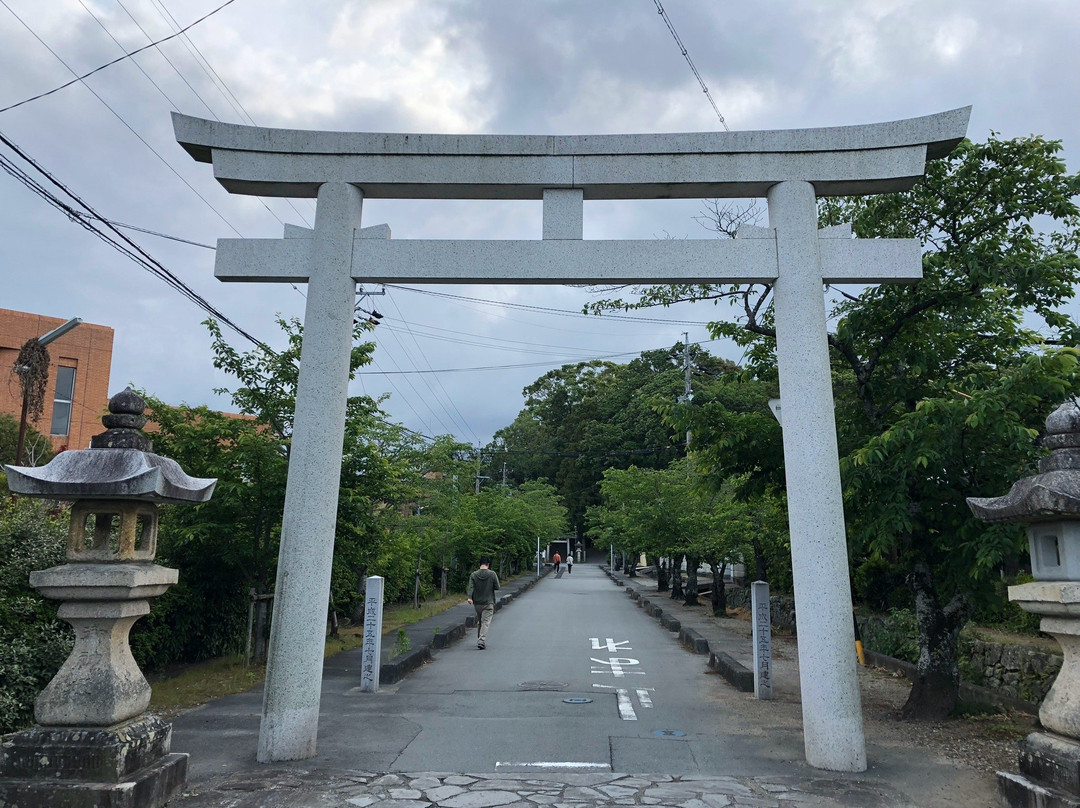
(769, 180, 865, 770)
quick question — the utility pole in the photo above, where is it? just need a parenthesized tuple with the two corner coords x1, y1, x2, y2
(474, 446, 490, 494)
(680, 332, 692, 453)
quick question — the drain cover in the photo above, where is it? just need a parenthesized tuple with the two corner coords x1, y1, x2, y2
(563, 697, 592, 704)
(652, 729, 686, 737)
(518, 681, 568, 691)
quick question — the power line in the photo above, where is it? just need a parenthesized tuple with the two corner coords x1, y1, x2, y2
(385, 285, 713, 325)
(652, 1, 730, 131)
(0, 0, 245, 237)
(114, 0, 221, 120)
(73, 0, 297, 232)
(383, 288, 480, 444)
(75, 0, 186, 113)
(145, 0, 315, 229)
(0, 128, 265, 348)
(0, 0, 239, 114)
(109, 220, 215, 249)
(356, 338, 726, 375)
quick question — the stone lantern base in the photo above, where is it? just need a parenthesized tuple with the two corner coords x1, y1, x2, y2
(0, 715, 187, 808)
(999, 731, 1080, 807)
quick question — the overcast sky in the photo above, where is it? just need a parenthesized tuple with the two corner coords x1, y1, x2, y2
(1, 0, 1077, 447)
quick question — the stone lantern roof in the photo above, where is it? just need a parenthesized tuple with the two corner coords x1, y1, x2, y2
(967, 400, 1080, 524)
(3, 387, 215, 504)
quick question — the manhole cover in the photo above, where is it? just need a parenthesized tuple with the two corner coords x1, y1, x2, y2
(563, 697, 592, 704)
(652, 729, 686, 737)
(518, 681, 568, 691)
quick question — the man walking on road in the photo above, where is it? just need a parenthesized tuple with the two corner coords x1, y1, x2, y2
(553, 552, 561, 574)
(467, 556, 500, 649)
(566, 554, 573, 574)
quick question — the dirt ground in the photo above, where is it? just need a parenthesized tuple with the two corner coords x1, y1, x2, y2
(857, 659, 1036, 777)
(708, 603, 1036, 778)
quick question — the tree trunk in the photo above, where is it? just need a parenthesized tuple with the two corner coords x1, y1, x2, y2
(709, 560, 727, 616)
(413, 547, 423, 609)
(328, 595, 340, 639)
(670, 554, 684, 601)
(900, 559, 969, 720)
(751, 536, 769, 585)
(657, 558, 669, 592)
(684, 556, 699, 606)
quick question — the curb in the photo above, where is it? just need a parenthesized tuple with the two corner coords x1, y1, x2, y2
(380, 646, 433, 683)
(679, 627, 710, 655)
(709, 651, 754, 692)
(605, 566, 752, 694)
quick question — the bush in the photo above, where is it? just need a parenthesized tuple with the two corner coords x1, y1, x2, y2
(853, 555, 910, 612)
(860, 608, 920, 664)
(0, 499, 71, 733)
(970, 573, 1042, 636)
(129, 512, 249, 672)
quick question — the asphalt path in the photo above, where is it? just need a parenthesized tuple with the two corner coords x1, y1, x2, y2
(174, 563, 803, 780)
(346, 563, 799, 775)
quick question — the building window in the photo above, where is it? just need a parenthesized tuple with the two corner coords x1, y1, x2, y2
(50, 365, 76, 436)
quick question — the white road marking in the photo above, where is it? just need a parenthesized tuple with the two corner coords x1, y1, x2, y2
(496, 761, 610, 769)
(636, 688, 654, 708)
(590, 638, 632, 651)
(590, 657, 641, 677)
(616, 688, 637, 720)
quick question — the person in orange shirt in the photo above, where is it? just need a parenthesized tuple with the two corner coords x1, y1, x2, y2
(552, 552, 561, 573)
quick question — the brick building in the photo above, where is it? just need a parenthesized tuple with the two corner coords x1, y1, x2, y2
(0, 308, 114, 455)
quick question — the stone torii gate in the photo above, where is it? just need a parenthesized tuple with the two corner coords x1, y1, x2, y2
(173, 107, 970, 773)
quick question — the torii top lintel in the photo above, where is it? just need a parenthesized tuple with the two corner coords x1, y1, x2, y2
(172, 107, 970, 201)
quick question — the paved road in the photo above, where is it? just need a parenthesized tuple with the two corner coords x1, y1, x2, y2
(383, 563, 796, 774)
(171, 563, 996, 806)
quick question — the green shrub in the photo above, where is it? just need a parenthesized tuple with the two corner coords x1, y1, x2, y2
(970, 573, 1041, 636)
(0, 499, 71, 733)
(860, 608, 920, 664)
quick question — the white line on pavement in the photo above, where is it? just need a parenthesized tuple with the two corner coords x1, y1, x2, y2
(616, 688, 638, 720)
(495, 761, 611, 769)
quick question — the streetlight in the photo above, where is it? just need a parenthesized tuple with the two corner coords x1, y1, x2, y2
(14, 318, 82, 466)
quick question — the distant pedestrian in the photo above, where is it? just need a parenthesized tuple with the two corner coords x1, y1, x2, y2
(467, 556, 500, 650)
(566, 554, 574, 574)
(553, 552, 561, 573)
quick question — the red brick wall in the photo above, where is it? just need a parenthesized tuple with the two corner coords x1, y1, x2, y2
(0, 308, 114, 454)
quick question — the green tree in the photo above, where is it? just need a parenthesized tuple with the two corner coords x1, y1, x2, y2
(591, 134, 1080, 718)
(488, 346, 735, 545)
(135, 315, 406, 666)
(0, 412, 54, 471)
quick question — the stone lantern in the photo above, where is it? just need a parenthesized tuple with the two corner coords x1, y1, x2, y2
(0, 388, 215, 808)
(968, 400, 1080, 807)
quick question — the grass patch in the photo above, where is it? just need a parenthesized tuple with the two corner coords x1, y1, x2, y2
(148, 655, 263, 717)
(148, 593, 468, 715)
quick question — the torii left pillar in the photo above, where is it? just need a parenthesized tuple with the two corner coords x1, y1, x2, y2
(256, 182, 361, 762)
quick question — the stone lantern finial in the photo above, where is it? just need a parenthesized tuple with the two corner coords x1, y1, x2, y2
(90, 387, 152, 451)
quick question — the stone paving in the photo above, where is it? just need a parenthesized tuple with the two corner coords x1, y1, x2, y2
(175, 768, 903, 808)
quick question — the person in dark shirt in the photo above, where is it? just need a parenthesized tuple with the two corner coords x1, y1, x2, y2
(467, 556, 500, 649)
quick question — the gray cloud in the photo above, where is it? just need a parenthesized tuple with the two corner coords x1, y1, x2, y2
(0, 0, 1076, 445)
